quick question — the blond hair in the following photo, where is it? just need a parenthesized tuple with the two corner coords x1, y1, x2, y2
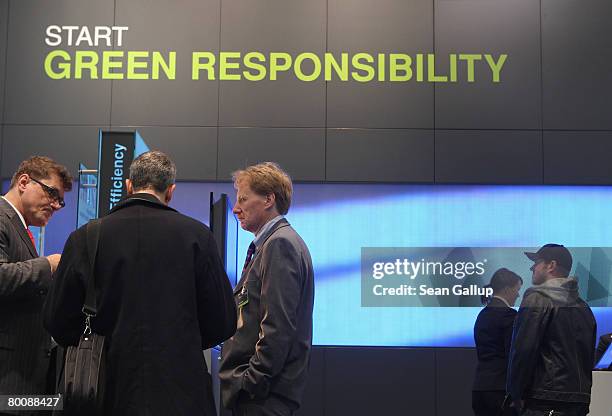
(232, 162, 293, 215)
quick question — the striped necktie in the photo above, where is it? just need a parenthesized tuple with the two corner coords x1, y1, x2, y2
(242, 242, 256, 272)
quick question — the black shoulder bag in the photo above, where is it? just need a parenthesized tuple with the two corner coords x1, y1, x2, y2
(63, 219, 106, 415)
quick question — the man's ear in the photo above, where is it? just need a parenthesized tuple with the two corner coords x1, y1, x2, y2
(16, 174, 29, 192)
(165, 184, 176, 204)
(264, 193, 276, 210)
(126, 179, 134, 195)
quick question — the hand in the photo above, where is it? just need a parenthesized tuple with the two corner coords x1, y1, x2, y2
(46, 254, 61, 274)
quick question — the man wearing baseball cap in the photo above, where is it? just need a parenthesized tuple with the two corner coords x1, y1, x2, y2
(507, 244, 597, 416)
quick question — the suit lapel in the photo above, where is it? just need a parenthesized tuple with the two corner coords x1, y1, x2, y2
(0, 198, 38, 258)
(234, 220, 290, 294)
(235, 253, 257, 293)
(10, 213, 38, 258)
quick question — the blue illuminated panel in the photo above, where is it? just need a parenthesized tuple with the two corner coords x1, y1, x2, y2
(275, 184, 612, 347)
(22, 180, 612, 348)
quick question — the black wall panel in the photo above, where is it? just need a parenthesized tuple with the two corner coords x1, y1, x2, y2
(0, 0, 6, 176)
(326, 129, 434, 182)
(218, 0, 326, 127)
(327, 0, 434, 129)
(217, 127, 325, 181)
(0, 0, 7, 124)
(111, 126, 218, 181)
(4, 0, 114, 125)
(295, 347, 478, 416)
(111, 0, 220, 127)
(435, 348, 478, 416)
(295, 347, 325, 416)
(542, 0, 612, 130)
(435, 130, 542, 184)
(1, 125, 99, 178)
(1, 0, 610, 184)
(324, 348, 436, 416)
(0, 125, 3, 176)
(434, 0, 541, 129)
(543, 131, 612, 185)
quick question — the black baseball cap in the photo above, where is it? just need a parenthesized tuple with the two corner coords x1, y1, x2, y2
(524, 243, 573, 274)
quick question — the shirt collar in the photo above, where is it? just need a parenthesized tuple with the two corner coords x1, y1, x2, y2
(2, 196, 27, 229)
(493, 295, 511, 308)
(252, 215, 284, 249)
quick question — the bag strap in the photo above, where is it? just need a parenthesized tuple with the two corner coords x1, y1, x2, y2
(57, 219, 103, 391)
(499, 393, 511, 416)
(82, 219, 101, 317)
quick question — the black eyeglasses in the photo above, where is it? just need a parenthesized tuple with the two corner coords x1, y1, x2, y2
(30, 177, 65, 208)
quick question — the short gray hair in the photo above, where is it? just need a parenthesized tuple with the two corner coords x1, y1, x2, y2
(129, 150, 176, 193)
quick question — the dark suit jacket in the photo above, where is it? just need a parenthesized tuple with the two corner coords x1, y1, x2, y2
(219, 218, 314, 410)
(0, 197, 53, 406)
(43, 194, 237, 416)
(594, 332, 612, 366)
(473, 297, 517, 391)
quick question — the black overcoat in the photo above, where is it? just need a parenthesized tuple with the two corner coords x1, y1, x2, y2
(44, 193, 237, 415)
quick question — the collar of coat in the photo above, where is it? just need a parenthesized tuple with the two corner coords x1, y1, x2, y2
(245, 218, 291, 266)
(109, 192, 178, 214)
(0, 197, 38, 257)
(256, 217, 290, 247)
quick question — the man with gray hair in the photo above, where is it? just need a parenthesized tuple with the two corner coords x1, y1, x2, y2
(44, 151, 237, 416)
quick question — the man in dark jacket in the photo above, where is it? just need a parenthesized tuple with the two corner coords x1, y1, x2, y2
(507, 244, 596, 416)
(219, 162, 314, 416)
(43, 151, 237, 416)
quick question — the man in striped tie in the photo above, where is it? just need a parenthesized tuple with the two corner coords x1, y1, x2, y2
(0, 156, 72, 415)
(219, 162, 314, 416)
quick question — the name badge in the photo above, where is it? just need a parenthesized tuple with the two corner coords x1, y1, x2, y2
(237, 285, 249, 308)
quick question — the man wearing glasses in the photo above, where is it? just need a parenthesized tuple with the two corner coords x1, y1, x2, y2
(0, 156, 72, 414)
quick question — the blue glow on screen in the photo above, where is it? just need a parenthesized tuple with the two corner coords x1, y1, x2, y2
(276, 184, 612, 346)
(8, 180, 611, 347)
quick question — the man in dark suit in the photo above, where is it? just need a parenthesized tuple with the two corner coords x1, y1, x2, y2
(219, 162, 314, 416)
(43, 151, 237, 416)
(472, 268, 523, 416)
(0, 156, 72, 415)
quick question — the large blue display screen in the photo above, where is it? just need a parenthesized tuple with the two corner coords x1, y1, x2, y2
(21, 180, 612, 347)
(279, 184, 612, 346)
